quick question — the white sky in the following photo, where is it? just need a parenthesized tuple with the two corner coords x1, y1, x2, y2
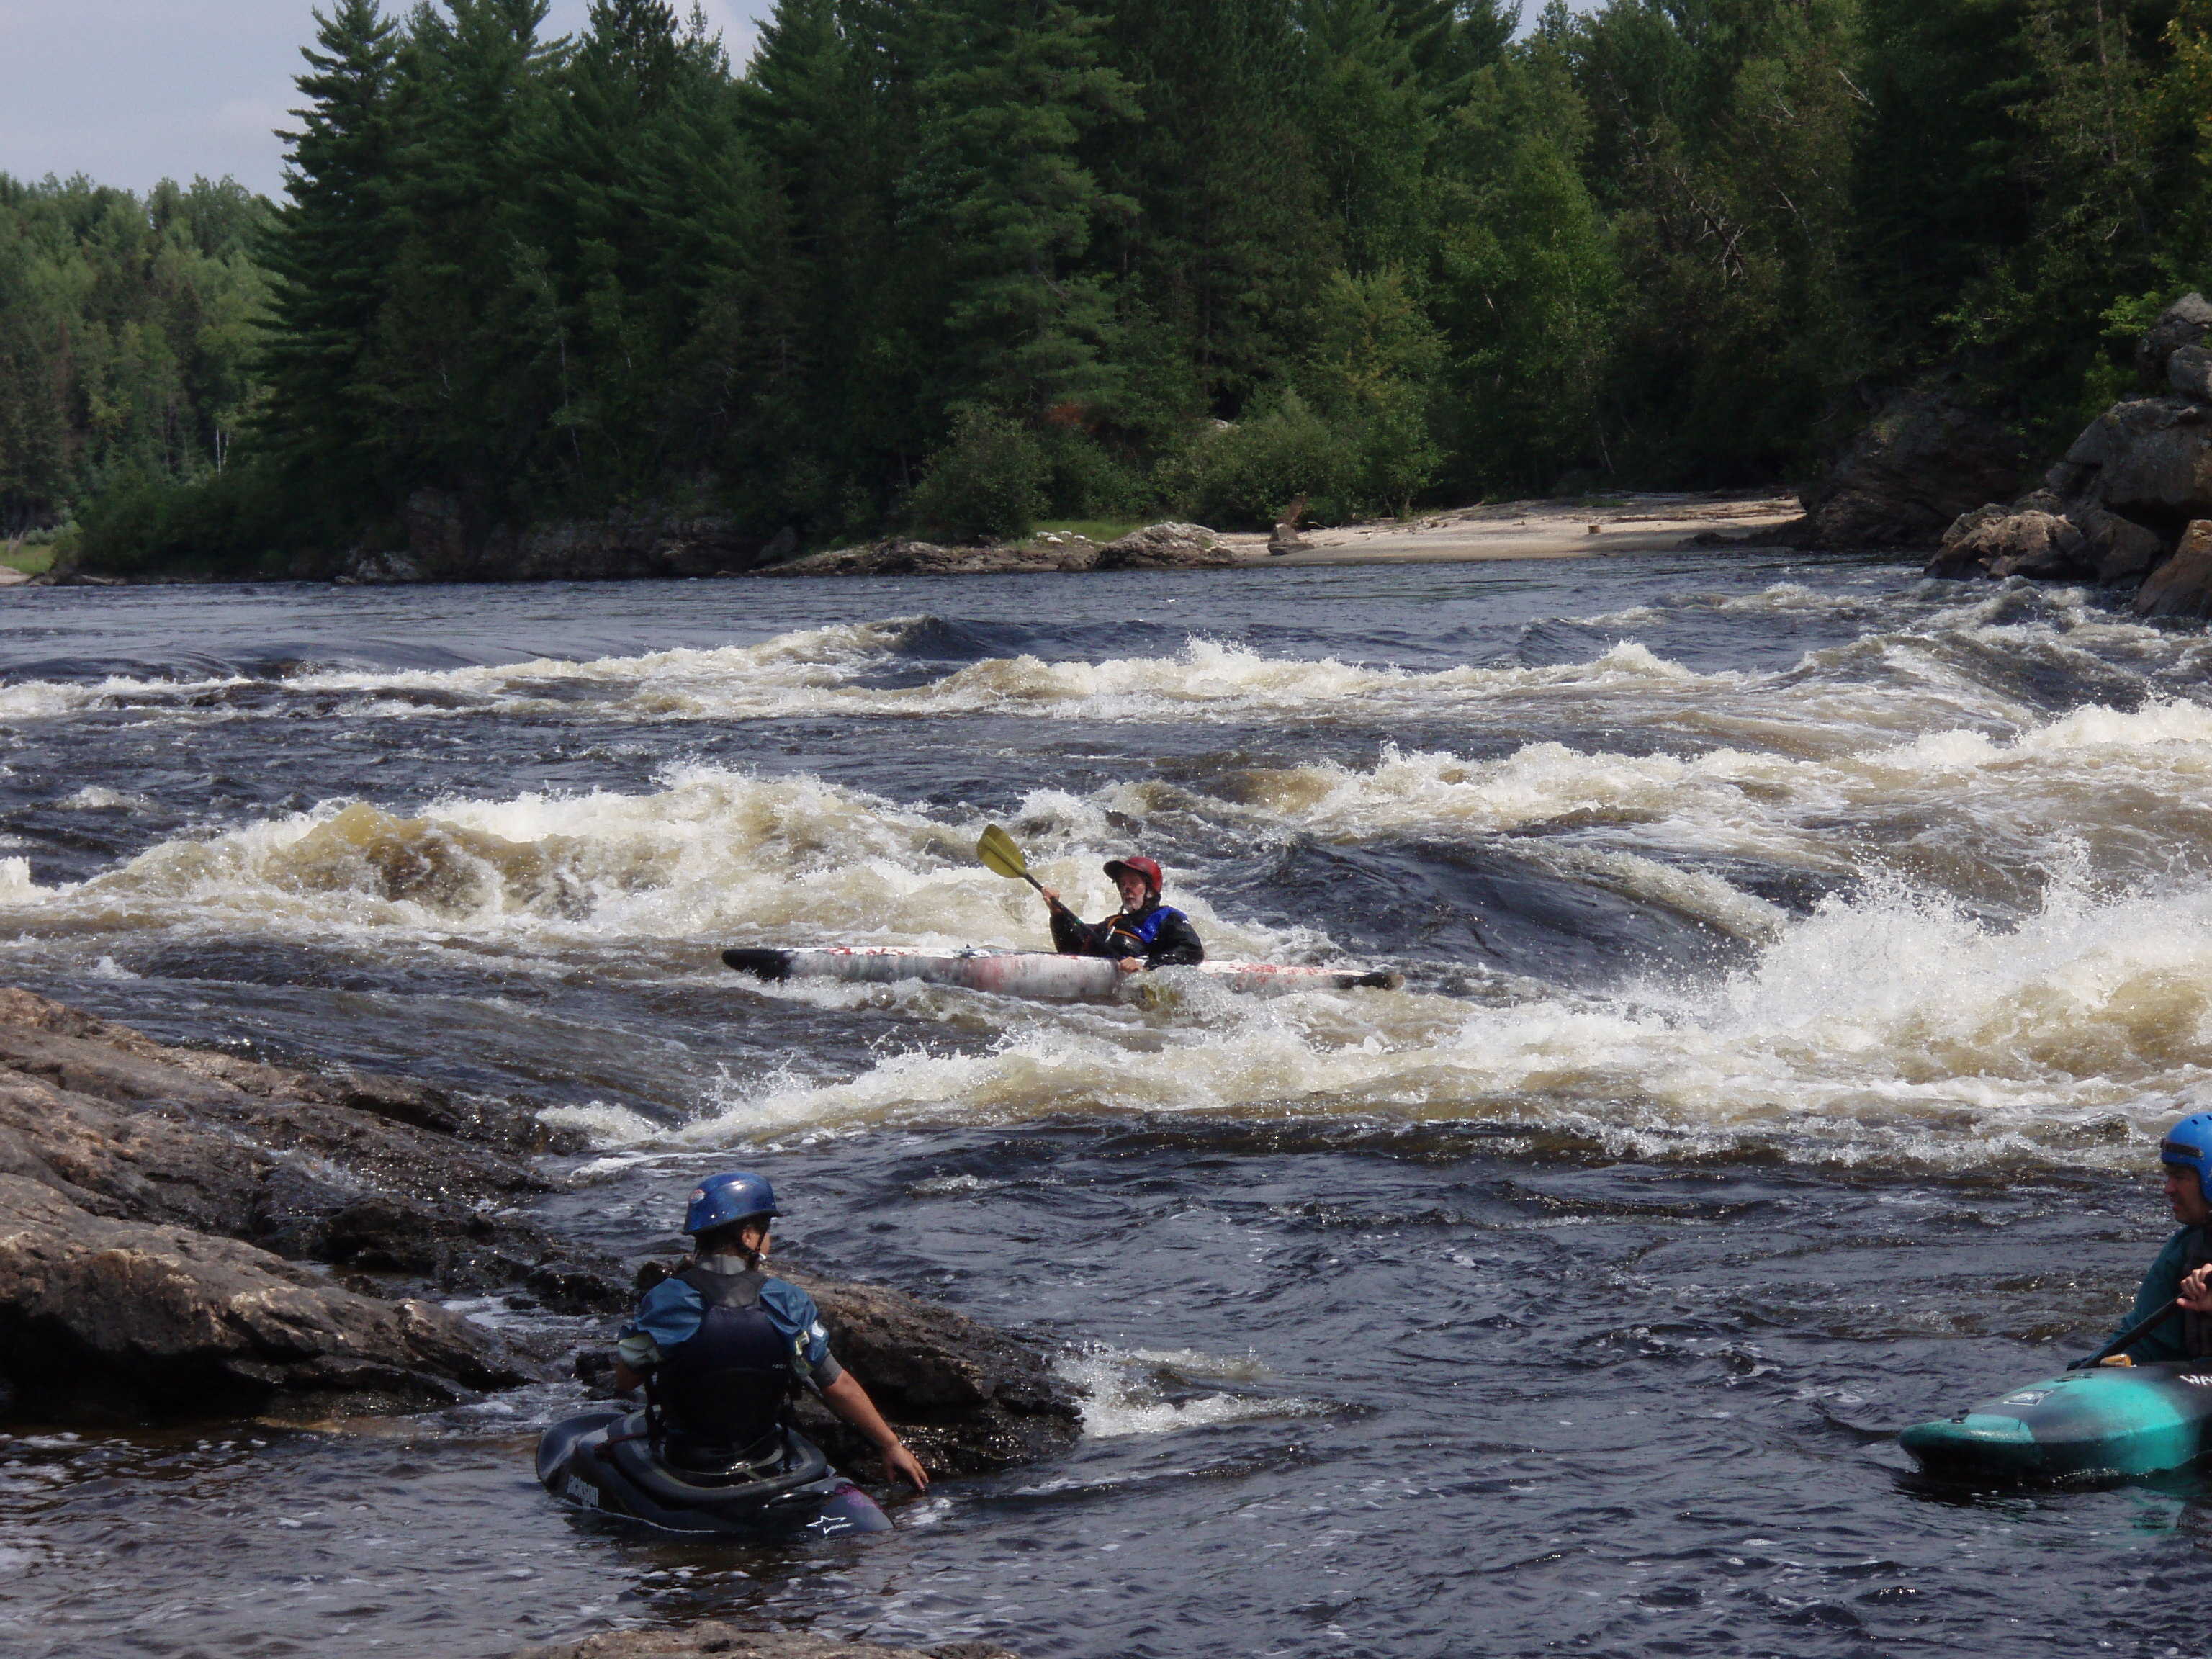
(0, 1, 770, 199)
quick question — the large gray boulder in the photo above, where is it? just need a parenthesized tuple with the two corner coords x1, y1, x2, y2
(1802, 388, 2036, 548)
(2137, 292, 2212, 392)
(2135, 519, 2212, 618)
(1095, 521, 1236, 569)
(2062, 395, 2212, 521)
(0, 1175, 534, 1419)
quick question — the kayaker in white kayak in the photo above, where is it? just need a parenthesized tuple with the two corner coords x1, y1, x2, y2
(1038, 854, 1205, 974)
(2100, 1110, 2212, 1363)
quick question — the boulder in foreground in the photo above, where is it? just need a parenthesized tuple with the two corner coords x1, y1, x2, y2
(0, 1174, 533, 1419)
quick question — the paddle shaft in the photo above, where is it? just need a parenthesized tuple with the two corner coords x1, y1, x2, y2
(2070, 1300, 2184, 1370)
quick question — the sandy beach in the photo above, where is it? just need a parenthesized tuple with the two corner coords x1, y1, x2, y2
(1215, 490, 1804, 565)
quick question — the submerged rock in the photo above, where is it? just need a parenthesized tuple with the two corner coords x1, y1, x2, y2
(514, 1624, 1020, 1659)
(0, 1174, 534, 1419)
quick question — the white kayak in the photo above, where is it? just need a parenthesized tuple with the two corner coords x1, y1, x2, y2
(721, 945, 1401, 999)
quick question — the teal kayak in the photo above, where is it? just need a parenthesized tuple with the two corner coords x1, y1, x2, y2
(1900, 1360, 2212, 1480)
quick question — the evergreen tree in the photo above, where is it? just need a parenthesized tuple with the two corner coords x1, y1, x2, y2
(902, 0, 1141, 416)
(258, 0, 403, 514)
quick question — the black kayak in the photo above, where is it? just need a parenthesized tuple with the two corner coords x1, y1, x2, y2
(536, 1410, 892, 1537)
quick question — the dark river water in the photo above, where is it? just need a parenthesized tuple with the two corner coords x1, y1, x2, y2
(5, 554, 2212, 1658)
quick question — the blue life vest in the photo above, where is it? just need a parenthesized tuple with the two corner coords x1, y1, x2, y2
(1108, 903, 1188, 951)
(653, 1264, 795, 1470)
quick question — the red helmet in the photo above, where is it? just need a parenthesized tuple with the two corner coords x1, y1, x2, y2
(1103, 855, 1163, 894)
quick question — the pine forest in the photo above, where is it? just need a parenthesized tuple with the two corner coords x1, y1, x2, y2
(6, 0, 2212, 572)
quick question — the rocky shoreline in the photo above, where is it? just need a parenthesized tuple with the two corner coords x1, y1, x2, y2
(0, 986, 1076, 1651)
(32, 495, 1807, 588)
(1923, 294, 2212, 616)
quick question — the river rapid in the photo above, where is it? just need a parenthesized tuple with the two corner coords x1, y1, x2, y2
(3, 554, 2211, 1658)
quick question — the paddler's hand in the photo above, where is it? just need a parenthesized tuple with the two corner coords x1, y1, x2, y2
(882, 1439, 930, 1492)
(2180, 1264, 2212, 1313)
(1040, 886, 1068, 912)
(1115, 956, 1143, 974)
(2100, 1354, 2136, 1367)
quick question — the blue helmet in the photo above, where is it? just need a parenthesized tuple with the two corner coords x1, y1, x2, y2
(2159, 1112, 2212, 1202)
(684, 1170, 780, 1235)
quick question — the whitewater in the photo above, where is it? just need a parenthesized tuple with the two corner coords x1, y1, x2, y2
(5, 554, 2212, 1658)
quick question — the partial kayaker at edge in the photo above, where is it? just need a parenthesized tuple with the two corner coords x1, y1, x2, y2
(2090, 1110, 2212, 1364)
(1899, 1110, 2212, 1481)
(1039, 852, 1203, 975)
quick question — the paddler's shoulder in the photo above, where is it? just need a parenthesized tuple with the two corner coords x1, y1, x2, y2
(757, 1272, 824, 1326)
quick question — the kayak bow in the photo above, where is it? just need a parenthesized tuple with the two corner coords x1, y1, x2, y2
(1900, 1360, 2212, 1480)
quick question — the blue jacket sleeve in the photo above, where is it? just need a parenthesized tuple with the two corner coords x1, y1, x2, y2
(2113, 1230, 2193, 1362)
(616, 1277, 705, 1368)
(760, 1277, 844, 1386)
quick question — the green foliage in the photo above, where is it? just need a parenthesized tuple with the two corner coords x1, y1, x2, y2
(70, 463, 295, 577)
(1166, 392, 1366, 527)
(0, 173, 271, 534)
(46, 0, 2212, 579)
(908, 408, 1050, 541)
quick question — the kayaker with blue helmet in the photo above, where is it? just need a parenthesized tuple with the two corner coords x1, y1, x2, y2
(611, 1170, 930, 1491)
(2100, 1111, 2212, 1363)
(1039, 853, 1204, 974)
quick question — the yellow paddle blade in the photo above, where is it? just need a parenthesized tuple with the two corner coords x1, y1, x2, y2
(976, 824, 1028, 881)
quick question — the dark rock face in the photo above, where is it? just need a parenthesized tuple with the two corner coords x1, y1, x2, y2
(2136, 292, 2212, 391)
(0, 1175, 533, 1420)
(1801, 389, 2036, 549)
(783, 1270, 1082, 1476)
(2135, 519, 2212, 618)
(1930, 295, 2212, 593)
(2063, 395, 2212, 522)
(513, 1623, 1020, 1659)
(336, 491, 770, 584)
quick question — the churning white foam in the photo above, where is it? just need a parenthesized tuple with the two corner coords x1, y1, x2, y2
(0, 620, 1725, 731)
(667, 865, 2212, 1179)
(1060, 1348, 1329, 1439)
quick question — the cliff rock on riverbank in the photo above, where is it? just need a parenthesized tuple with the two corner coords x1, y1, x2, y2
(1799, 387, 2036, 549)
(1930, 295, 2212, 614)
(0, 989, 1080, 1476)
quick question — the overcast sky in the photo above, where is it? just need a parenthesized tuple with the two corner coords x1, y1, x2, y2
(0, 0, 773, 199)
